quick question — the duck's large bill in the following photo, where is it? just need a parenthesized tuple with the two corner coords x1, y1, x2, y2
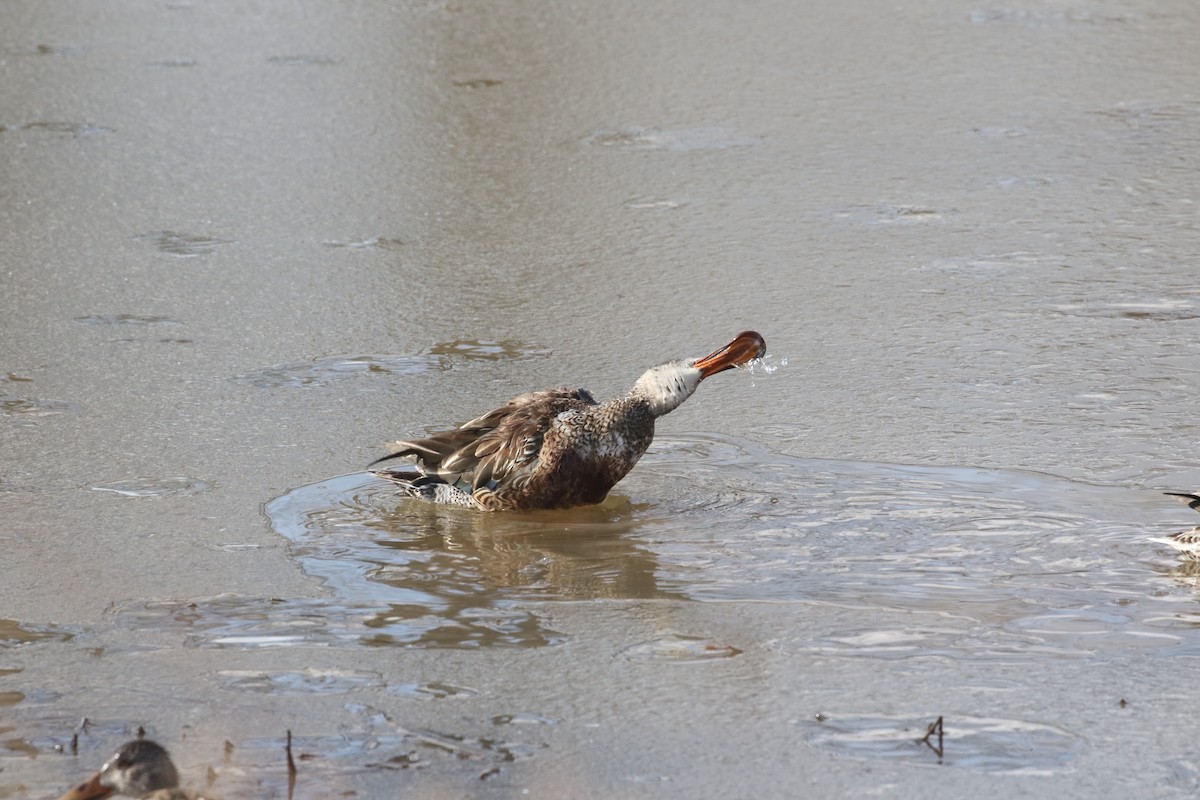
(693, 331, 767, 378)
(56, 772, 110, 800)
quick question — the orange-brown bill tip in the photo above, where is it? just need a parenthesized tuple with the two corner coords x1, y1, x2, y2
(734, 331, 767, 359)
(56, 771, 112, 800)
(693, 331, 767, 378)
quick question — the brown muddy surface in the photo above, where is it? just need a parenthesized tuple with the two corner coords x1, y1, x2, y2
(3, 1, 1200, 797)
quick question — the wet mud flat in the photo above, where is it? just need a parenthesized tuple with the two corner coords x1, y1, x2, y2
(5, 0, 1200, 797)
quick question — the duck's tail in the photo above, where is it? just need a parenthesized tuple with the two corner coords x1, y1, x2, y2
(372, 468, 481, 508)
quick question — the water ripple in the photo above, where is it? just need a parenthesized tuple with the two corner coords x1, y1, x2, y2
(321, 237, 404, 250)
(1, 394, 81, 421)
(261, 433, 1200, 661)
(584, 126, 760, 152)
(232, 342, 551, 389)
(231, 354, 445, 388)
(90, 476, 211, 497)
(217, 668, 383, 694)
(11, 121, 113, 136)
(0, 619, 76, 648)
(73, 314, 183, 327)
(616, 634, 742, 663)
(134, 230, 233, 257)
(804, 713, 1081, 774)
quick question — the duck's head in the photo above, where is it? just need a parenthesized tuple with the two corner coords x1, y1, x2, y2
(631, 330, 766, 417)
(58, 739, 180, 799)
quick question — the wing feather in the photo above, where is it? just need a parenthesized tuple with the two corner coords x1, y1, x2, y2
(369, 387, 596, 493)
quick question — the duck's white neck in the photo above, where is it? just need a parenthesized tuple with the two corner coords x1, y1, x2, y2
(629, 361, 703, 417)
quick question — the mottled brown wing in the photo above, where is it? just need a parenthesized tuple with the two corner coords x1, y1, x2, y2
(374, 388, 596, 491)
(440, 388, 596, 490)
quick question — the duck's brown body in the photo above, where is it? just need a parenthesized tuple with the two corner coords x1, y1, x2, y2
(376, 389, 657, 511)
(371, 331, 766, 511)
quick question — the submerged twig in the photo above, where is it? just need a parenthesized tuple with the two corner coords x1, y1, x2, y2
(58, 717, 88, 754)
(919, 715, 945, 758)
(286, 730, 297, 775)
(286, 730, 298, 800)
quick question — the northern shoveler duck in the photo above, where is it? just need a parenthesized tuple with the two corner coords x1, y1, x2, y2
(370, 330, 767, 511)
(57, 739, 219, 800)
(1150, 492, 1200, 558)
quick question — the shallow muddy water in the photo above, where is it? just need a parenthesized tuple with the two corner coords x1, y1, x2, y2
(258, 434, 1193, 662)
(3, 0, 1200, 797)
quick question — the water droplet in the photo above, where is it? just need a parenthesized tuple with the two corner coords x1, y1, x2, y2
(743, 354, 786, 375)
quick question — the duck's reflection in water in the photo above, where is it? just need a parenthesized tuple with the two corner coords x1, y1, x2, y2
(273, 476, 685, 649)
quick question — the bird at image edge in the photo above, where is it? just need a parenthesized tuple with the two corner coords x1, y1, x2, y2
(1150, 491, 1200, 558)
(57, 739, 218, 800)
(369, 330, 767, 511)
